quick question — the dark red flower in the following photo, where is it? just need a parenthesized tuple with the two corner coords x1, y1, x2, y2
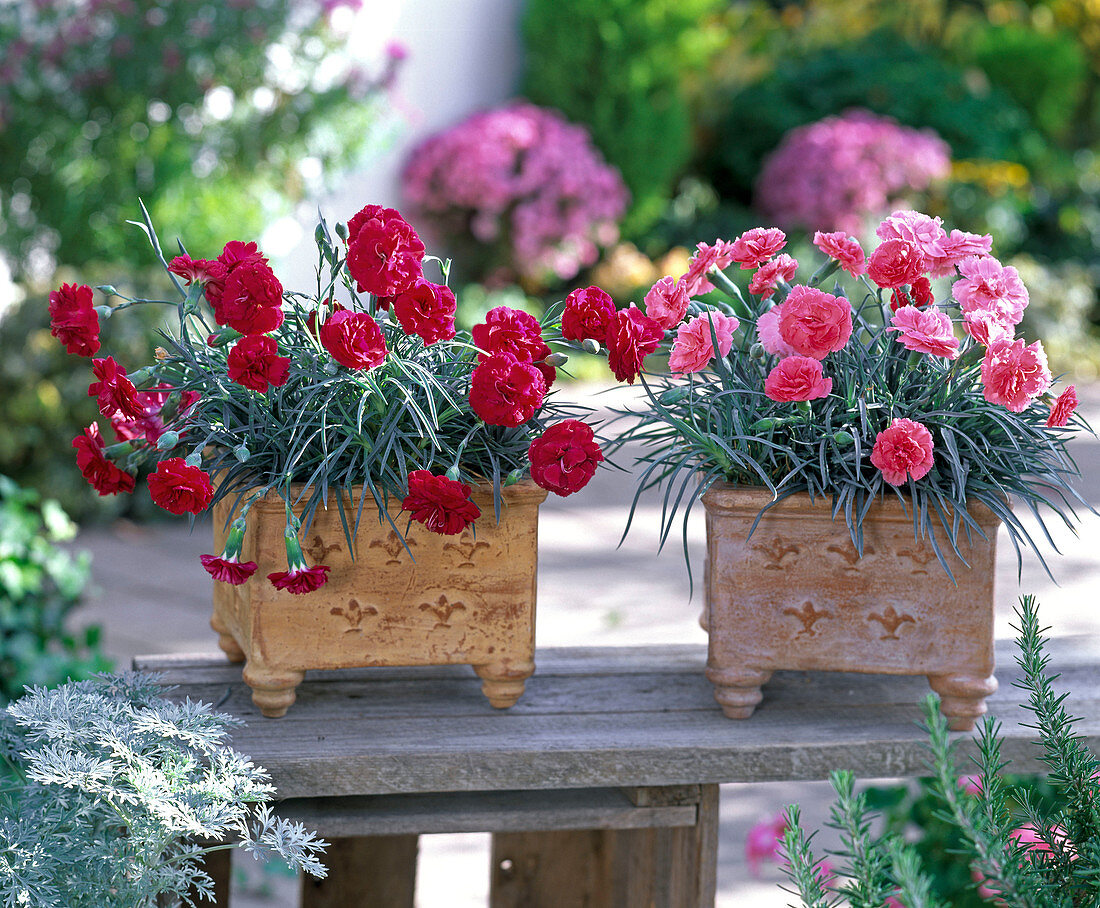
(401, 469, 481, 535)
(392, 279, 457, 345)
(469, 353, 546, 427)
(606, 306, 664, 384)
(562, 286, 616, 343)
(111, 386, 200, 445)
(227, 334, 291, 392)
(167, 255, 226, 287)
(345, 204, 426, 297)
(49, 283, 100, 357)
(204, 240, 268, 309)
(867, 239, 926, 289)
(890, 276, 934, 313)
(89, 356, 144, 420)
(528, 420, 603, 497)
(147, 457, 214, 515)
(200, 554, 258, 584)
(72, 424, 135, 496)
(214, 257, 284, 335)
(319, 309, 388, 370)
(472, 306, 548, 363)
(268, 564, 331, 594)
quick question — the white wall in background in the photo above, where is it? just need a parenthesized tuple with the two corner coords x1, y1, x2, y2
(273, 0, 525, 286)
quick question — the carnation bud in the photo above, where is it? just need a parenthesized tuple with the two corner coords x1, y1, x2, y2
(233, 444, 250, 463)
(750, 343, 766, 361)
(658, 387, 690, 406)
(833, 430, 855, 447)
(95, 305, 113, 319)
(324, 361, 340, 375)
(96, 285, 119, 297)
(751, 417, 782, 432)
(103, 441, 133, 460)
(545, 352, 569, 367)
(445, 464, 461, 481)
(334, 221, 348, 241)
(206, 327, 239, 348)
(581, 338, 601, 354)
(184, 452, 203, 468)
(156, 431, 180, 451)
(504, 469, 524, 486)
(126, 367, 153, 386)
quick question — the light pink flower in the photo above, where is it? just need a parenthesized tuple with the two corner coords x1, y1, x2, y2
(870, 418, 935, 485)
(669, 312, 739, 374)
(729, 227, 787, 269)
(812, 231, 865, 276)
(745, 813, 787, 876)
(938, 228, 993, 273)
(764, 356, 832, 402)
(681, 240, 738, 297)
(1047, 385, 1078, 428)
(888, 306, 959, 359)
(981, 338, 1051, 413)
(644, 276, 691, 330)
(756, 307, 798, 357)
(749, 254, 799, 298)
(953, 256, 1028, 326)
(778, 285, 853, 359)
(963, 310, 1014, 347)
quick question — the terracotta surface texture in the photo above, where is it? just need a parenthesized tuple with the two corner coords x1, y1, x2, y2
(211, 481, 547, 717)
(701, 485, 1000, 730)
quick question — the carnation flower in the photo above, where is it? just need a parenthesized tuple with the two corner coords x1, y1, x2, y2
(345, 204, 425, 297)
(680, 239, 738, 297)
(963, 311, 1014, 347)
(201, 520, 257, 585)
(777, 286, 853, 359)
(319, 309, 388, 370)
(392, 279, 457, 346)
(472, 306, 549, 365)
(214, 257, 285, 335)
(563, 285, 617, 342)
(953, 255, 1028, 326)
(643, 277, 690, 331)
(1047, 385, 1078, 428)
(227, 334, 291, 392)
(605, 306, 664, 384)
(812, 232, 866, 277)
(402, 469, 481, 535)
(148, 457, 214, 515)
(49, 282, 100, 357)
(110, 386, 201, 445)
(72, 424, 135, 496)
(870, 418, 935, 485)
(980, 338, 1051, 413)
(167, 255, 226, 287)
(889, 276, 933, 312)
(748, 254, 798, 298)
(888, 306, 959, 359)
(669, 313, 739, 375)
(755, 307, 798, 357)
(88, 356, 144, 420)
(764, 356, 832, 402)
(745, 813, 787, 877)
(867, 238, 926, 289)
(728, 228, 786, 269)
(468, 353, 546, 427)
(528, 420, 604, 496)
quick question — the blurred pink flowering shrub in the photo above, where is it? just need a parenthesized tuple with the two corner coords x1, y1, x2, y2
(755, 110, 951, 234)
(401, 103, 629, 286)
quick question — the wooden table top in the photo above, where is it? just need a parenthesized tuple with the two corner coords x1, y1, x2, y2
(135, 639, 1100, 800)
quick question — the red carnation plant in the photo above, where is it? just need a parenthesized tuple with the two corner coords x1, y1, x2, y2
(55, 201, 602, 594)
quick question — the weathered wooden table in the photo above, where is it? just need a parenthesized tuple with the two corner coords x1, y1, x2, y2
(136, 638, 1100, 907)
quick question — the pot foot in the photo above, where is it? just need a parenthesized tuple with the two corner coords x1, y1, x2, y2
(706, 665, 773, 719)
(242, 665, 305, 718)
(474, 660, 534, 709)
(927, 672, 998, 731)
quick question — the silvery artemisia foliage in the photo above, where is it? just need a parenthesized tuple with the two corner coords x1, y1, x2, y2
(0, 673, 326, 907)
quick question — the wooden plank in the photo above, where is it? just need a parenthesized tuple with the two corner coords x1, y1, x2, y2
(490, 829, 611, 908)
(623, 785, 702, 808)
(300, 835, 417, 908)
(277, 788, 697, 836)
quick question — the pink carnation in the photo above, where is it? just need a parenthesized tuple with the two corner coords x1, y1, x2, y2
(888, 306, 959, 359)
(876, 211, 991, 277)
(867, 238, 926, 289)
(953, 255, 1028, 326)
(681, 239, 738, 297)
(745, 813, 787, 877)
(812, 231, 866, 276)
(644, 276, 691, 330)
(778, 285, 852, 359)
(756, 307, 798, 357)
(748, 254, 799, 298)
(963, 311, 1014, 347)
(728, 227, 786, 269)
(870, 418, 935, 486)
(1047, 385, 1078, 428)
(764, 356, 832, 402)
(668, 312, 739, 375)
(980, 338, 1051, 413)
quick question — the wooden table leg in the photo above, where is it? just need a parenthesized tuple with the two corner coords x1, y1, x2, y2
(489, 784, 719, 908)
(300, 835, 418, 908)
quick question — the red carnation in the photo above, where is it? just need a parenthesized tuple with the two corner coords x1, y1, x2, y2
(200, 554, 258, 585)
(345, 204, 426, 297)
(227, 334, 290, 392)
(49, 283, 100, 357)
(562, 286, 616, 343)
(72, 424, 135, 496)
(167, 255, 226, 287)
(214, 257, 284, 335)
(148, 457, 214, 515)
(204, 240, 267, 308)
(392, 279, 457, 345)
(528, 420, 604, 497)
(606, 306, 664, 384)
(472, 306, 549, 364)
(402, 469, 481, 535)
(867, 239, 926, 289)
(319, 309, 388, 370)
(111, 385, 201, 445)
(89, 356, 145, 420)
(269, 564, 331, 594)
(469, 353, 547, 427)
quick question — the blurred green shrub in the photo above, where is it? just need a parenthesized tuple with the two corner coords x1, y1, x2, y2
(0, 475, 108, 704)
(522, 0, 724, 236)
(0, 0, 395, 280)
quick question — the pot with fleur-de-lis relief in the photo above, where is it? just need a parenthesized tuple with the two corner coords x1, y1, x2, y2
(701, 484, 1000, 730)
(210, 481, 547, 717)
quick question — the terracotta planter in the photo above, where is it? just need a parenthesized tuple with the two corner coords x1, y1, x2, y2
(701, 484, 1000, 730)
(210, 481, 547, 717)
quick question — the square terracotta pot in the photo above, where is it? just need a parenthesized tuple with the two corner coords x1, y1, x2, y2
(210, 481, 547, 717)
(701, 484, 1000, 730)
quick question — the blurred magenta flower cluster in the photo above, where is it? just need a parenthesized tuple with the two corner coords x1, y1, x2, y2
(401, 102, 629, 286)
(754, 109, 951, 235)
